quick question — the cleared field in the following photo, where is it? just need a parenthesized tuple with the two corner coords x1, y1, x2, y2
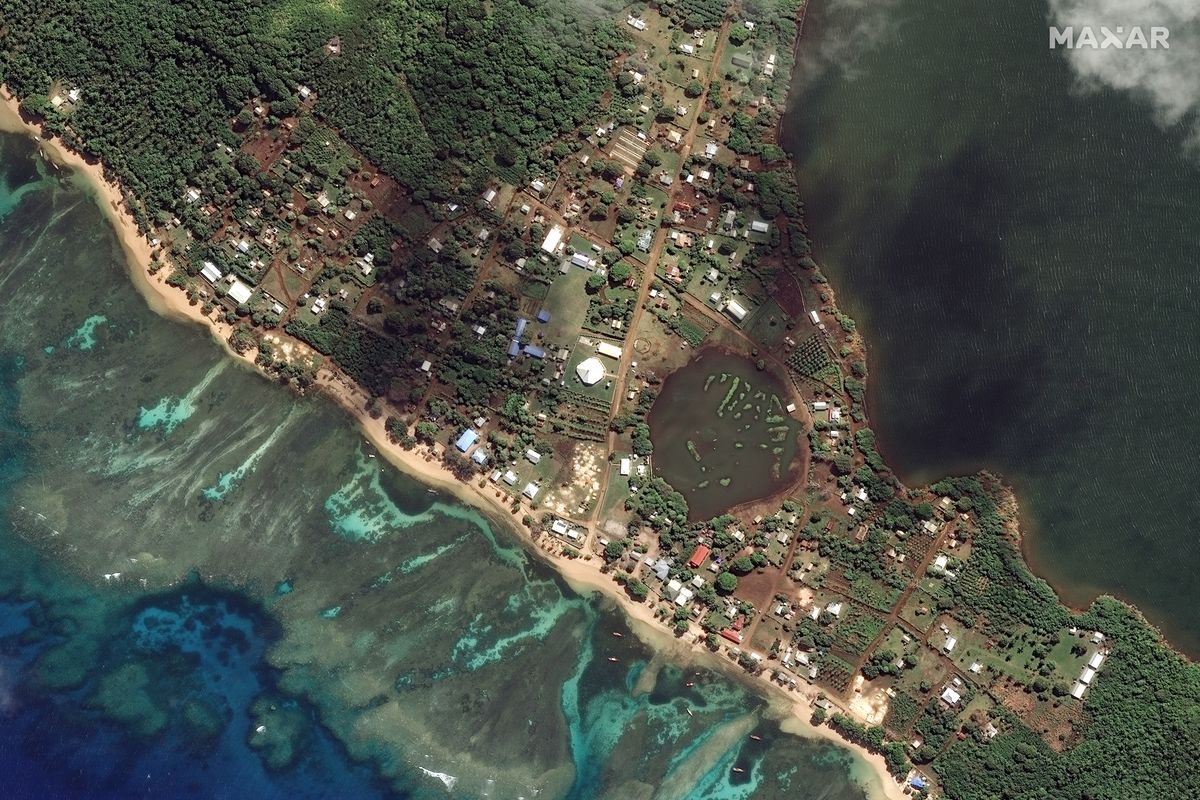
(608, 129, 648, 172)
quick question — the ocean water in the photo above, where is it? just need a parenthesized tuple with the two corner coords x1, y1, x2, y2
(784, 0, 1200, 654)
(0, 133, 876, 797)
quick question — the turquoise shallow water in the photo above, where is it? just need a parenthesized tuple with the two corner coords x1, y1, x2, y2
(0, 132, 875, 796)
(784, 0, 1200, 655)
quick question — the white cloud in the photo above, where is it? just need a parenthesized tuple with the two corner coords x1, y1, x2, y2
(793, 0, 904, 85)
(1048, 0, 1200, 146)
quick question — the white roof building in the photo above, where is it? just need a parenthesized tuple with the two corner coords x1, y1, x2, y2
(541, 225, 564, 254)
(724, 300, 748, 322)
(1080, 667, 1096, 685)
(1089, 652, 1106, 670)
(503, 470, 518, 486)
(943, 636, 957, 653)
(941, 687, 961, 705)
(751, 220, 770, 234)
(525, 449, 542, 464)
(200, 262, 223, 284)
(576, 357, 604, 385)
(1071, 682, 1087, 699)
(522, 483, 539, 500)
(227, 280, 253, 305)
(596, 342, 623, 360)
(676, 587, 694, 606)
(620, 458, 631, 476)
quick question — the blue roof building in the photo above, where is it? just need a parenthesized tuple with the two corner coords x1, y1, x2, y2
(910, 778, 927, 791)
(536, 309, 551, 323)
(454, 429, 478, 453)
(514, 318, 528, 340)
(523, 345, 547, 359)
(507, 339, 521, 358)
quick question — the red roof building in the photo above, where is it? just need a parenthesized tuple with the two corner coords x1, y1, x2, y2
(687, 545, 711, 569)
(720, 629, 744, 645)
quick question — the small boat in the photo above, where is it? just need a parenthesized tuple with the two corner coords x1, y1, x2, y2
(685, 707, 694, 717)
(732, 767, 745, 774)
(368, 454, 376, 459)
(749, 735, 762, 741)
(607, 657, 619, 663)
(685, 682, 694, 688)
(611, 631, 623, 638)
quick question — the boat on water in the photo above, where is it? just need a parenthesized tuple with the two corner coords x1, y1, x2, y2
(749, 735, 762, 741)
(732, 767, 745, 774)
(607, 657, 619, 663)
(611, 631, 623, 638)
(685, 707, 694, 717)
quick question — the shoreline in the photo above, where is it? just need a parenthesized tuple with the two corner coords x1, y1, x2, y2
(0, 91, 909, 800)
(775, 5, 1200, 666)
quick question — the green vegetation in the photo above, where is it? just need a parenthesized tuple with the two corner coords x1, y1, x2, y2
(2, 0, 627, 205)
(828, 715, 911, 779)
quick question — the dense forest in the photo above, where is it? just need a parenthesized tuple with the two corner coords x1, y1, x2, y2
(936, 596, 1200, 799)
(0, 0, 627, 213)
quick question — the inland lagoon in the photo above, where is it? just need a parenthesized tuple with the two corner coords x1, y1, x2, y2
(648, 350, 804, 522)
(0, 132, 879, 797)
(784, 0, 1200, 655)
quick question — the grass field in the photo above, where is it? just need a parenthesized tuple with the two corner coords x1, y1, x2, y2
(743, 297, 792, 349)
(541, 268, 591, 344)
(565, 345, 617, 405)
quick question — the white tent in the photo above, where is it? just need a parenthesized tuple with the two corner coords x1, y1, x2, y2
(576, 357, 604, 385)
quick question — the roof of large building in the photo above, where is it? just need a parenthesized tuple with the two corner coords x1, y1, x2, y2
(541, 225, 564, 253)
(596, 341, 622, 360)
(576, 357, 604, 385)
(455, 429, 478, 452)
(227, 279, 253, 305)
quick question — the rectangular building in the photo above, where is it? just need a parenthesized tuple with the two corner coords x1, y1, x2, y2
(596, 342, 623, 360)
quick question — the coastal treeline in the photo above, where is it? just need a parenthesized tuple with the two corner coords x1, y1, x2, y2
(936, 597, 1200, 799)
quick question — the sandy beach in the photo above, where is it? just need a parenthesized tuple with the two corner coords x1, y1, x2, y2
(0, 88, 911, 800)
